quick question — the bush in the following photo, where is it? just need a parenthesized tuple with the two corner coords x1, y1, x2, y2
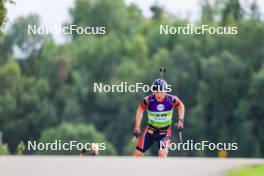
(37, 122, 117, 155)
(0, 143, 10, 155)
(16, 141, 25, 155)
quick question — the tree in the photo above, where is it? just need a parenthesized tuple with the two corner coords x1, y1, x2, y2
(38, 123, 117, 155)
(0, 60, 57, 152)
(0, 0, 6, 35)
(7, 14, 46, 58)
(236, 67, 264, 156)
(222, 0, 244, 25)
(1, 0, 264, 157)
(250, 0, 261, 20)
(150, 5, 163, 21)
(190, 51, 249, 156)
(69, 0, 143, 39)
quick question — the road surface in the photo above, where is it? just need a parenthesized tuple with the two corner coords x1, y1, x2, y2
(0, 156, 263, 176)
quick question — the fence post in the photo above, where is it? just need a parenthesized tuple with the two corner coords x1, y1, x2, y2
(0, 131, 2, 146)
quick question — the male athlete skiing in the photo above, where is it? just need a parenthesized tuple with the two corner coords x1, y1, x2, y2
(132, 69, 185, 157)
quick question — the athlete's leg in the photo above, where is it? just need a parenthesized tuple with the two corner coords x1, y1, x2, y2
(157, 127, 171, 157)
(158, 149, 168, 157)
(133, 127, 155, 157)
(133, 149, 144, 156)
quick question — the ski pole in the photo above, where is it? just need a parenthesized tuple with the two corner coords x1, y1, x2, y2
(160, 67, 166, 79)
(175, 123, 183, 143)
(178, 129, 183, 143)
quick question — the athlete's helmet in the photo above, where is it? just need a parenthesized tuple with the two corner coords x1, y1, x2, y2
(152, 79, 167, 91)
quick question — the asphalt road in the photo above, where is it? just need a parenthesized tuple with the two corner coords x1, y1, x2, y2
(0, 156, 263, 176)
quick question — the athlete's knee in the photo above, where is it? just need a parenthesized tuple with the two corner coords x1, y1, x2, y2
(158, 149, 168, 157)
(133, 149, 144, 157)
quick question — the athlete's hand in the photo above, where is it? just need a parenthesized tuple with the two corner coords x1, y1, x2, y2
(176, 119, 184, 130)
(133, 128, 141, 138)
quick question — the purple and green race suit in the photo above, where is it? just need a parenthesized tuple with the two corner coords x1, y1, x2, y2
(143, 94, 177, 127)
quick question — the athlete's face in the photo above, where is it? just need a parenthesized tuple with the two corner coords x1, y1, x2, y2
(155, 91, 166, 102)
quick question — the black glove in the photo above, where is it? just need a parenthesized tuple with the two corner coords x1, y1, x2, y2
(133, 129, 141, 138)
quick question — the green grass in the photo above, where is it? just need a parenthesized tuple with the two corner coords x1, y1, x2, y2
(228, 164, 264, 176)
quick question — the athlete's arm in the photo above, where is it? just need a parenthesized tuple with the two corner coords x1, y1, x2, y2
(173, 97, 185, 129)
(134, 106, 144, 131)
(134, 99, 147, 132)
(177, 101, 185, 121)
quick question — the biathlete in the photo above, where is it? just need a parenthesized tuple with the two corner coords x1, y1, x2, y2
(132, 79, 185, 157)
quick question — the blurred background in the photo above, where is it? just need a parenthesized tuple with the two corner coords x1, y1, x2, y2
(0, 0, 264, 158)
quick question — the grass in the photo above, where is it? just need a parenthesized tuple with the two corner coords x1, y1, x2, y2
(228, 164, 264, 176)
